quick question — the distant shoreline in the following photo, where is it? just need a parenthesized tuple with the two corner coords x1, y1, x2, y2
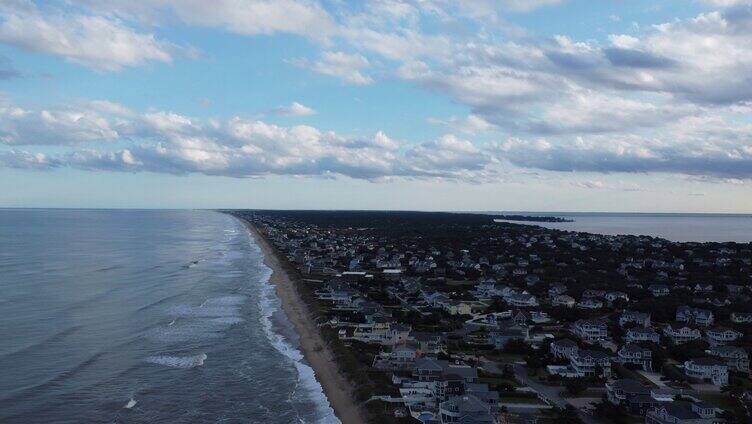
(493, 214, 574, 223)
(236, 218, 365, 424)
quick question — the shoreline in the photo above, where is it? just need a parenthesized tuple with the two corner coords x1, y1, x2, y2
(239, 218, 366, 424)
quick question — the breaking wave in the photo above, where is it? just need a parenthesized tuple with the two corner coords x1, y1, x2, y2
(145, 353, 207, 369)
(250, 232, 340, 424)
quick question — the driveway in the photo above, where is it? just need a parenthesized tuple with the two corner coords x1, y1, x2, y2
(511, 364, 605, 424)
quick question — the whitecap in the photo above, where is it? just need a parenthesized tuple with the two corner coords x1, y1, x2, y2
(146, 353, 207, 369)
(124, 398, 137, 409)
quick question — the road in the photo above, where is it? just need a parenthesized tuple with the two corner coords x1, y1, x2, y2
(511, 364, 605, 424)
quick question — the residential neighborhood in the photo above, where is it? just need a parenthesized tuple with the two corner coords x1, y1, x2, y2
(233, 210, 752, 424)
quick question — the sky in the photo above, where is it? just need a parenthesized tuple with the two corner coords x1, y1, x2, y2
(1, 0, 752, 212)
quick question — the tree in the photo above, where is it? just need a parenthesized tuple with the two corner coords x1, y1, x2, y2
(556, 405, 582, 424)
(593, 399, 629, 424)
(565, 378, 587, 396)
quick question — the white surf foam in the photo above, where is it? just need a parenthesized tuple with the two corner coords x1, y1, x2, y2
(169, 296, 245, 319)
(248, 231, 340, 424)
(146, 353, 207, 369)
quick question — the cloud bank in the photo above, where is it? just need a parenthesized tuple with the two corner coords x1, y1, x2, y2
(1, 98, 751, 181)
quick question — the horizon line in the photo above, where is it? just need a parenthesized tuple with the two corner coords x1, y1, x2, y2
(1, 207, 750, 216)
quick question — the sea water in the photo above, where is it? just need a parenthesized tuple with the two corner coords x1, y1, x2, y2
(0, 209, 338, 423)
(494, 212, 752, 243)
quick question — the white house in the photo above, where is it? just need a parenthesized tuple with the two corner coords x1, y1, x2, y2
(438, 394, 496, 424)
(731, 312, 752, 324)
(676, 306, 714, 327)
(550, 339, 578, 359)
(664, 323, 702, 345)
(573, 319, 608, 343)
(619, 311, 651, 328)
(708, 346, 749, 373)
(626, 328, 660, 344)
(648, 284, 670, 297)
(552, 294, 575, 308)
(350, 322, 412, 346)
(505, 293, 538, 307)
(616, 344, 652, 371)
(577, 298, 604, 310)
(646, 402, 719, 424)
(373, 345, 419, 371)
(605, 291, 629, 304)
(705, 327, 742, 347)
(684, 358, 729, 386)
(570, 349, 611, 378)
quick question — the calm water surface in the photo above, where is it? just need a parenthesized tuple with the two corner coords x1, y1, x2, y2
(0, 209, 337, 423)
(495, 212, 752, 243)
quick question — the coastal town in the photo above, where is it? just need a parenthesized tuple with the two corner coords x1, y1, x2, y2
(230, 210, 752, 424)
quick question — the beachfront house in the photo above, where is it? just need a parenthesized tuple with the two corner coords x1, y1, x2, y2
(349, 322, 412, 346)
(438, 394, 496, 424)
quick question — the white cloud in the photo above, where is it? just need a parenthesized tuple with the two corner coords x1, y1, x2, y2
(0, 2, 175, 71)
(428, 114, 495, 135)
(307, 51, 373, 85)
(273, 101, 317, 116)
(493, 113, 752, 178)
(701, 0, 752, 7)
(498, 0, 564, 13)
(0, 102, 124, 145)
(0, 149, 58, 169)
(164, 0, 335, 41)
(530, 90, 697, 134)
(572, 180, 643, 191)
(0, 98, 496, 180)
(3, 96, 752, 181)
(71, 0, 336, 41)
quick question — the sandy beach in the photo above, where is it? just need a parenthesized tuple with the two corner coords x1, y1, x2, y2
(242, 220, 366, 424)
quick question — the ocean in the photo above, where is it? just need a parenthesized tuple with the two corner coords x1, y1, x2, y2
(494, 212, 752, 243)
(0, 209, 338, 424)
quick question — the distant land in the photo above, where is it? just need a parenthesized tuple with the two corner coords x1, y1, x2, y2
(493, 214, 574, 223)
